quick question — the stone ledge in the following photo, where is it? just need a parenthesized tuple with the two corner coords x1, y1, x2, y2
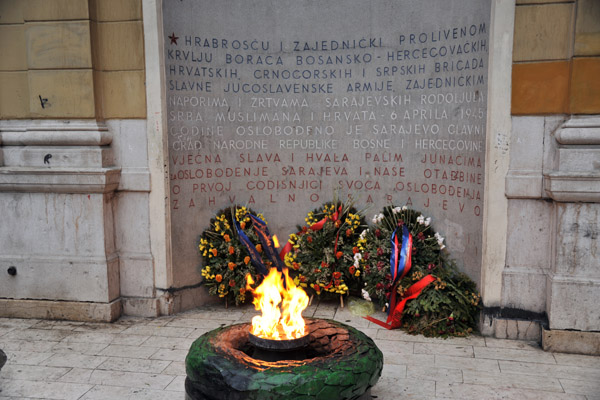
(0, 167, 120, 193)
(479, 306, 547, 342)
(0, 119, 111, 146)
(119, 169, 150, 192)
(555, 116, 600, 145)
(480, 315, 543, 342)
(542, 328, 600, 356)
(544, 172, 600, 202)
(1, 253, 119, 303)
(122, 296, 161, 318)
(3, 146, 113, 168)
(0, 298, 122, 322)
(505, 171, 543, 198)
(546, 274, 600, 331)
(120, 286, 217, 318)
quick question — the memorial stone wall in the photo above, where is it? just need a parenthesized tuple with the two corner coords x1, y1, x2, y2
(162, 0, 491, 287)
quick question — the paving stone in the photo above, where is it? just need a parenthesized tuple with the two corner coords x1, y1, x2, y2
(484, 337, 541, 350)
(61, 332, 116, 344)
(435, 355, 501, 373)
(0, 378, 92, 400)
(3, 329, 72, 342)
(377, 329, 486, 347)
(79, 384, 179, 399)
(161, 361, 186, 375)
(371, 376, 436, 398)
(414, 342, 474, 358)
(437, 381, 586, 399)
(4, 350, 54, 365)
(474, 346, 557, 364)
(186, 328, 214, 338)
(43, 353, 107, 369)
(180, 309, 246, 320)
(378, 363, 407, 378)
(50, 341, 109, 355)
(462, 369, 563, 392)
(145, 316, 176, 326)
(97, 357, 171, 373)
(0, 339, 57, 352)
(110, 334, 151, 346)
(406, 364, 463, 383)
(72, 322, 133, 333)
(357, 328, 378, 339)
(332, 308, 371, 328)
(234, 313, 255, 323)
(499, 360, 600, 381)
(1, 305, 599, 399)
(552, 352, 600, 368)
(0, 318, 41, 329)
(98, 344, 159, 359)
(560, 378, 600, 397)
(120, 325, 195, 338)
(164, 375, 186, 392)
(0, 327, 16, 337)
(302, 304, 318, 318)
(149, 348, 188, 362)
(373, 339, 414, 355)
(383, 352, 435, 367)
(86, 370, 176, 390)
(1, 364, 71, 381)
(165, 317, 233, 329)
(31, 320, 85, 330)
(140, 335, 196, 350)
(57, 368, 94, 384)
(312, 307, 336, 319)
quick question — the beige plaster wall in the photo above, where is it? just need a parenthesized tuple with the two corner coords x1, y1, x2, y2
(0, 0, 146, 120)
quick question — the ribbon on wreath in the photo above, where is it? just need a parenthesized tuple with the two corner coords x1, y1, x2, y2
(367, 275, 436, 329)
(365, 225, 435, 329)
(234, 219, 269, 275)
(391, 225, 413, 281)
(249, 214, 285, 272)
(279, 205, 342, 260)
(234, 212, 285, 276)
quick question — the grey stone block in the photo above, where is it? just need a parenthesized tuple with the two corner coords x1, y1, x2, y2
(543, 328, 600, 356)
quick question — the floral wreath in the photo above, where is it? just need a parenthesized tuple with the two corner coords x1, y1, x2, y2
(198, 206, 269, 306)
(282, 200, 366, 299)
(359, 205, 480, 337)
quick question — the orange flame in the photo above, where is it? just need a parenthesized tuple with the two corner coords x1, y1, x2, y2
(246, 268, 309, 340)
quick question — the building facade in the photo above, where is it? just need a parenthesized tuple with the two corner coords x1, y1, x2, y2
(0, 0, 598, 354)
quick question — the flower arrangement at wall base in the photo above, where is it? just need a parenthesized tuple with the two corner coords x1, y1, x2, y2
(281, 200, 366, 304)
(359, 206, 480, 337)
(198, 206, 270, 306)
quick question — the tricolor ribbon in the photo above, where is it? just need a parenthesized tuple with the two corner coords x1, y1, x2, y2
(234, 219, 268, 276)
(365, 225, 434, 329)
(390, 225, 413, 282)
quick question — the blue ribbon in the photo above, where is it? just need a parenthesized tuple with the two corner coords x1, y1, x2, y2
(249, 214, 285, 272)
(398, 225, 411, 279)
(390, 225, 411, 283)
(234, 219, 268, 276)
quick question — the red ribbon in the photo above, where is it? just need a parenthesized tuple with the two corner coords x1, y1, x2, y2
(279, 206, 342, 260)
(366, 275, 435, 330)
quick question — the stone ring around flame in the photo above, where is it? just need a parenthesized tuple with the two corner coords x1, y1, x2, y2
(185, 318, 383, 400)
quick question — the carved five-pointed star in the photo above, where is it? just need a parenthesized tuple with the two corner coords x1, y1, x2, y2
(168, 32, 179, 45)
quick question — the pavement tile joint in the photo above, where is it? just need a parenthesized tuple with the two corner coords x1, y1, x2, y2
(0, 301, 598, 399)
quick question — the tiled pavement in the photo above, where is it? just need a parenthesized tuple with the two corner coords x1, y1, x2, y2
(1, 302, 599, 399)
